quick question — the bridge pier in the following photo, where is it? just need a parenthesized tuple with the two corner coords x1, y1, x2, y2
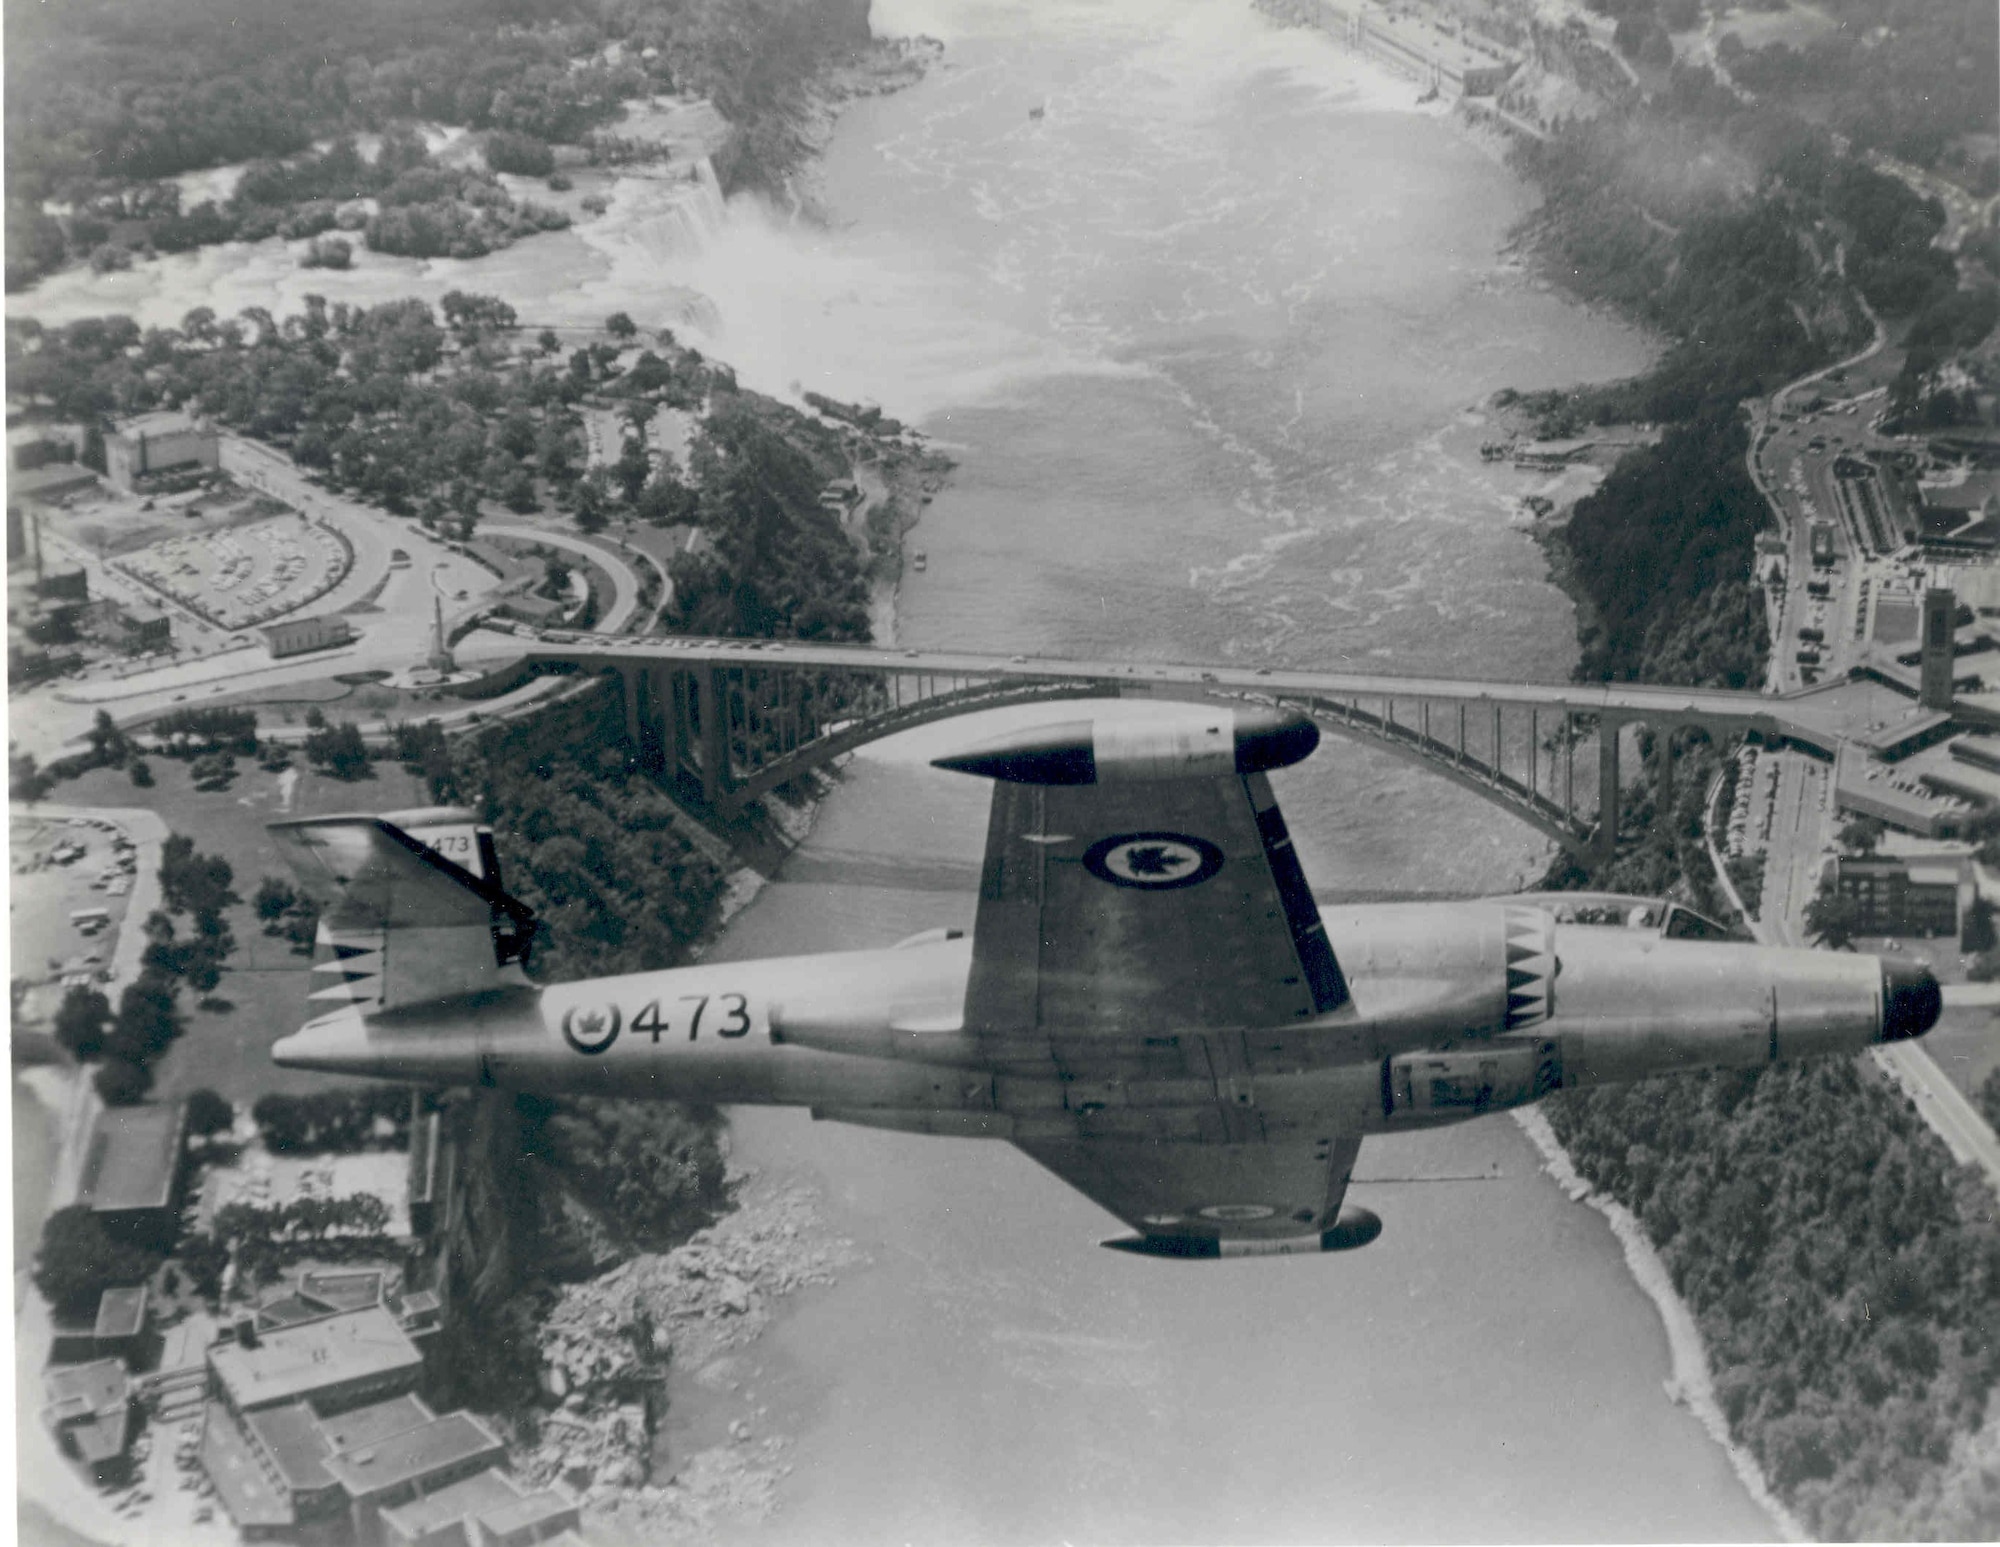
(697, 664, 735, 810)
(1654, 727, 1675, 820)
(1593, 719, 1621, 864)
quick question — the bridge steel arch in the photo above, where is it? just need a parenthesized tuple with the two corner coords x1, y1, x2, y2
(493, 642, 1811, 862)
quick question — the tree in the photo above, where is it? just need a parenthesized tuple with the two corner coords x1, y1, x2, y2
(186, 1087, 235, 1138)
(605, 311, 637, 341)
(615, 435, 651, 502)
(502, 468, 538, 513)
(254, 876, 298, 924)
(1963, 896, 1996, 955)
(86, 709, 129, 766)
(106, 973, 181, 1064)
(1839, 816, 1886, 855)
(33, 1205, 159, 1312)
(129, 758, 154, 787)
(178, 1233, 229, 1300)
(53, 986, 111, 1061)
(304, 721, 371, 780)
(574, 472, 608, 534)
(1804, 874, 1863, 950)
(160, 835, 238, 918)
(93, 1056, 153, 1105)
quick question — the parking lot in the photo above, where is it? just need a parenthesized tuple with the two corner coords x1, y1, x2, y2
(114, 514, 349, 631)
(10, 814, 139, 983)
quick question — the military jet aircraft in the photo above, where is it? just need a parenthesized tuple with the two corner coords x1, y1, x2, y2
(271, 703, 1941, 1258)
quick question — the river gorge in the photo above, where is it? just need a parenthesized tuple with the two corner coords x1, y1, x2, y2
(11, 0, 1790, 1538)
(694, 0, 1775, 1539)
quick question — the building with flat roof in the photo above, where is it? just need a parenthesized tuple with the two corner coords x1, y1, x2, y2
(209, 1304, 424, 1418)
(41, 1359, 135, 1477)
(206, 1386, 519, 1539)
(77, 1100, 187, 1246)
(10, 463, 99, 504)
(92, 1284, 151, 1365)
(325, 1408, 508, 1542)
(104, 410, 219, 490)
(379, 1467, 580, 1547)
(261, 613, 353, 660)
(85, 597, 173, 655)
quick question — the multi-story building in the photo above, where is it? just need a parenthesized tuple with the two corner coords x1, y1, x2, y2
(104, 410, 219, 490)
(1834, 856, 1964, 937)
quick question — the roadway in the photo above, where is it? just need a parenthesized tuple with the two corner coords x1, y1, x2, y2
(480, 522, 644, 633)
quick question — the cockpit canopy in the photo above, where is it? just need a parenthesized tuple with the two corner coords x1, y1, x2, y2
(1497, 891, 1734, 942)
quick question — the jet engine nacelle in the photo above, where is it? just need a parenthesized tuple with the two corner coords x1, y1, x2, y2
(1329, 902, 1558, 1044)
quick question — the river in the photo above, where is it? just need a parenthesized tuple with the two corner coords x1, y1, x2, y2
(689, 0, 1775, 1540)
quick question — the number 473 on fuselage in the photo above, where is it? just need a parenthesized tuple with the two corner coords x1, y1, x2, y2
(269, 704, 1940, 1260)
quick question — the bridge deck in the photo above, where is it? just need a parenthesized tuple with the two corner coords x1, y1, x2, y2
(519, 638, 1843, 747)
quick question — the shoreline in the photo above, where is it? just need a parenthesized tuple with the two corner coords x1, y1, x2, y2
(1513, 1107, 1808, 1542)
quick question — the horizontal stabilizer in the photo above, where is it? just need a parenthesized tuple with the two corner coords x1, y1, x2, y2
(269, 810, 534, 1015)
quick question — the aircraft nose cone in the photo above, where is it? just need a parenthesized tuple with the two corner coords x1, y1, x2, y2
(1881, 960, 1942, 1043)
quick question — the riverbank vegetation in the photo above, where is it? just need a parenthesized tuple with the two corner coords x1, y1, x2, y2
(5, 0, 878, 289)
(1547, 1060, 2000, 1537)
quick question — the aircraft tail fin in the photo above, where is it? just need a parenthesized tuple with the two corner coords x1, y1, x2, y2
(268, 807, 536, 1016)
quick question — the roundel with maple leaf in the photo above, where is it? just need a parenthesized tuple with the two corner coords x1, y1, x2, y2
(1082, 832, 1224, 891)
(562, 1002, 623, 1055)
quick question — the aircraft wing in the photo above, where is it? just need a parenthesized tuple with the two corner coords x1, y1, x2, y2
(1016, 1133, 1366, 1255)
(953, 752, 1350, 1038)
(935, 708, 1375, 1251)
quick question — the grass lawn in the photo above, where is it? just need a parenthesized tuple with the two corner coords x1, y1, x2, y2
(53, 752, 433, 1107)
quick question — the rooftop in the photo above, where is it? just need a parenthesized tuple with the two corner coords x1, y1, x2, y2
(473, 1485, 579, 1540)
(203, 1402, 296, 1528)
(115, 409, 202, 438)
(376, 1468, 526, 1538)
(315, 1392, 433, 1455)
(322, 1410, 504, 1499)
(208, 1305, 421, 1413)
(245, 1401, 337, 1494)
(298, 1267, 388, 1313)
(93, 1284, 148, 1340)
(42, 1359, 131, 1465)
(77, 1102, 184, 1213)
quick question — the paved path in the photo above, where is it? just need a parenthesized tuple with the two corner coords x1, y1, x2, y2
(12, 802, 168, 1212)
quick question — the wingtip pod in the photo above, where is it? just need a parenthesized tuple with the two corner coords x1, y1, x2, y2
(1101, 1207, 1381, 1260)
(933, 707, 1318, 785)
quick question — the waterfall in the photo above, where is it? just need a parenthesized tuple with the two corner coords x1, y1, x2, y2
(654, 156, 731, 256)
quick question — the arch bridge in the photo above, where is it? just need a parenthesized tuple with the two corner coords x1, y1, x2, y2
(496, 639, 1842, 861)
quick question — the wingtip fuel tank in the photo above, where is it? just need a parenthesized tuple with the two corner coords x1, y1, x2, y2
(931, 704, 1318, 785)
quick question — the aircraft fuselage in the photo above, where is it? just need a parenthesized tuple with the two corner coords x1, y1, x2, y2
(272, 898, 1937, 1143)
